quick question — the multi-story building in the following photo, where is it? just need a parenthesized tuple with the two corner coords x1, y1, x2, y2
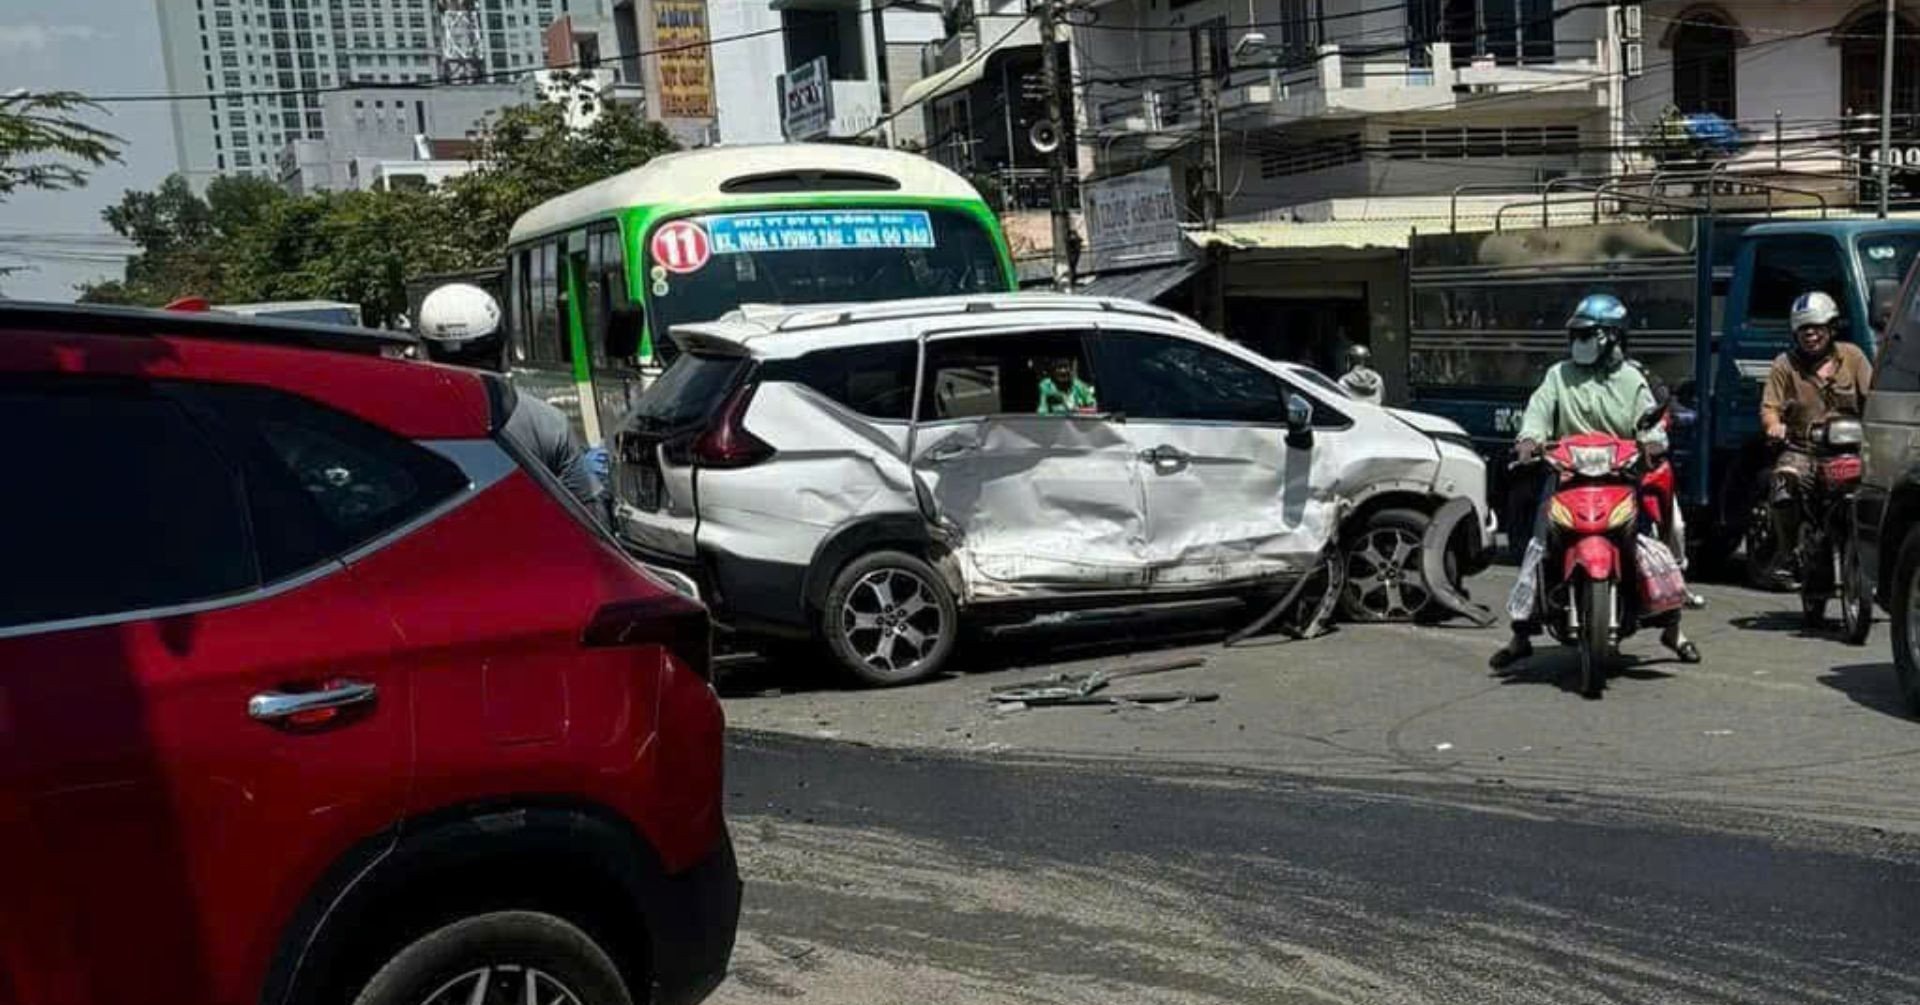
(706, 0, 941, 146)
(273, 82, 520, 193)
(155, 0, 569, 185)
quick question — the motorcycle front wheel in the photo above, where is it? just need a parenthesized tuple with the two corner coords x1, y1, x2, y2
(1576, 577, 1612, 698)
(1840, 535, 1873, 646)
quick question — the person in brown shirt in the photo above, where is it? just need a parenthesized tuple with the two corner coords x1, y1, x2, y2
(1761, 290, 1872, 560)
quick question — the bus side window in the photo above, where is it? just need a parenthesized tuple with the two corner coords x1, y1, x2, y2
(507, 248, 532, 364)
(530, 241, 568, 365)
(585, 223, 633, 367)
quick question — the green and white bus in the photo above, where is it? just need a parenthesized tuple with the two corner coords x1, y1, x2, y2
(500, 143, 1018, 445)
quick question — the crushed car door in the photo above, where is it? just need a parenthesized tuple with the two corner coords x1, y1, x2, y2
(1087, 327, 1342, 588)
(909, 327, 1148, 599)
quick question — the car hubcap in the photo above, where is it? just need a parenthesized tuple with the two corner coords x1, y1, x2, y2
(842, 568, 944, 677)
(1345, 528, 1429, 620)
(417, 965, 585, 1005)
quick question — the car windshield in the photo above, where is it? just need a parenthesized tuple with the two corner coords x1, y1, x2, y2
(644, 207, 1006, 334)
(1856, 232, 1920, 286)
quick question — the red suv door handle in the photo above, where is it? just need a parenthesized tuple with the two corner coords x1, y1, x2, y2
(249, 680, 377, 726)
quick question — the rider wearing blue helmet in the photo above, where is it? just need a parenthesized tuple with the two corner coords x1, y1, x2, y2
(1492, 293, 1701, 669)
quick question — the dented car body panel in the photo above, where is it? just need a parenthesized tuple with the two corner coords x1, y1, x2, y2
(609, 294, 1493, 634)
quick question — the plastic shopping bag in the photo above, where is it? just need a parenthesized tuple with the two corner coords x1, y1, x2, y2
(1637, 535, 1687, 615)
(1508, 537, 1546, 623)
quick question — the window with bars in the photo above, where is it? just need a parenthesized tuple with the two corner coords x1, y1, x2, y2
(1383, 124, 1580, 159)
(1257, 134, 1364, 178)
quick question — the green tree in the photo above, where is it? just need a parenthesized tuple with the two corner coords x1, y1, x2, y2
(0, 92, 120, 201)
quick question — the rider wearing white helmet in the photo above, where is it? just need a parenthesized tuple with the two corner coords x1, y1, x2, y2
(1761, 290, 1873, 562)
(418, 283, 609, 523)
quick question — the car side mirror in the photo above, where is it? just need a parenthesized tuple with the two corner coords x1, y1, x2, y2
(1872, 278, 1901, 333)
(1285, 393, 1314, 449)
(605, 276, 644, 360)
(1285, 394, 1313, 432)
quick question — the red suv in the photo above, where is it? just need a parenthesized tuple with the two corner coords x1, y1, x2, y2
(0, 304, 738, 1005)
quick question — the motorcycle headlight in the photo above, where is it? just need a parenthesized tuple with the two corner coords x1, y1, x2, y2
(1570, 444, 1617, 478)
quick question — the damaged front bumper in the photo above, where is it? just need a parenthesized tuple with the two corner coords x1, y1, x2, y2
(1421, 496, 1499, 626)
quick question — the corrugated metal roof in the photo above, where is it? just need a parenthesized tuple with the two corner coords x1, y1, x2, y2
(1185, 218, 1503, 252)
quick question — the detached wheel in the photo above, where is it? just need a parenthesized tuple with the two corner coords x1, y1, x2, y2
(822, 550, 957, 686)
(350, 911, 631, 1005)
(1341, 508, 1448, 623)
(1890, 530, 1920, 714)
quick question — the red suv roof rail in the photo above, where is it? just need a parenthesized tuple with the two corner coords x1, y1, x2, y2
(0, 300, 416, 357)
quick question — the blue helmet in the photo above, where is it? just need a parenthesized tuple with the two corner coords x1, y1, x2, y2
(1566, 293, 1628, 366)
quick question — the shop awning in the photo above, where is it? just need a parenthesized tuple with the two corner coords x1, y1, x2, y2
(1075, 259, 1201, 302)
(897, 22, 1037, 109)
(1183, 216, 1503, 252)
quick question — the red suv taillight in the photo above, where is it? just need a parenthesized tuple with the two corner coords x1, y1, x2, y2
(584, 592, 713, 680)
(691, 383, 774, 468)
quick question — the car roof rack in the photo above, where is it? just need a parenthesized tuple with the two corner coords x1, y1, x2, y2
(773, 294, 1197, 333)
(0, 301, 416, 356)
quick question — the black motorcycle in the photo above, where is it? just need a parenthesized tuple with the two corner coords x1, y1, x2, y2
(1794, 417, 1872, 644)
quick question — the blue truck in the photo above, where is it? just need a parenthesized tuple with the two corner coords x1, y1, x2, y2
(1407, 214, 1920, 573)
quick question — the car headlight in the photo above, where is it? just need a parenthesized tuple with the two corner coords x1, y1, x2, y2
(1570, 444, 1617, 478)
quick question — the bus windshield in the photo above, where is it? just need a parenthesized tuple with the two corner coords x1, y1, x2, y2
(645, 207, 1007, 336)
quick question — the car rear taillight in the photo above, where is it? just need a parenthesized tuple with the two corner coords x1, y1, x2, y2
(690, 383, 774, 468)
(583, 592, 713, 680)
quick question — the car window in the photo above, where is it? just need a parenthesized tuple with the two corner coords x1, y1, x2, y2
(1091, 331, 1286, 424)
(1876, 273, 1920, 392)
(628, 351, 750, 429)
(770, 342, 918, 421)
(918, 331, 1094, 420)
(170, 383, 470, 568)
(0, 384, 256, 629)
(1747, 236, 1847, 328)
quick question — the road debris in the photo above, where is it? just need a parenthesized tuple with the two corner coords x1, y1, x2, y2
(988, 656, 1215, 709)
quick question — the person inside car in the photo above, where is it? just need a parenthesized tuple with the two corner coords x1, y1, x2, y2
(1762, 290, 1873, 563)
(1492, 293, 1701, 670)
(1038, 357, 1098, 415)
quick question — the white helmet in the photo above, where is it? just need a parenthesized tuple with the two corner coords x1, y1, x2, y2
(418, 283, 501, 345)
(1790, 290, 1840, 331)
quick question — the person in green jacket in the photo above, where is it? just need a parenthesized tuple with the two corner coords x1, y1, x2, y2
(1038, 358, 1098, 415)
(1491, 293, 1701, 670)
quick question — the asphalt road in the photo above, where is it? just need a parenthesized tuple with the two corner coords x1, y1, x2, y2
(716, 730, 1920, 1005)
(720, 568, 1920, 834)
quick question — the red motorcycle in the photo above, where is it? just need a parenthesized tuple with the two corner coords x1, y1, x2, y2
(1531, 429, 1688, 696)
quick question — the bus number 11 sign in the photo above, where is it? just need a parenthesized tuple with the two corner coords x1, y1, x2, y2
(651, 220, 712, 273)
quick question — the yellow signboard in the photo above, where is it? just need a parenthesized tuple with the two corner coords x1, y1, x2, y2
(653, 0, 714, 120)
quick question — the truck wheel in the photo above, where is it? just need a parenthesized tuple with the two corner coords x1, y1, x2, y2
(822, 550, 958, 687)
(1890, 530, 1920, 715)
(1341, 509, 1450, 623)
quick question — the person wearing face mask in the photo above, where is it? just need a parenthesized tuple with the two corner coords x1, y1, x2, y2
(1761, 290, 1873, 565)
(1491, 293, 1700, 669)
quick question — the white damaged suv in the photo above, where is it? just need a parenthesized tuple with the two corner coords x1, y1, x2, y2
(614, 294, 1494, 685)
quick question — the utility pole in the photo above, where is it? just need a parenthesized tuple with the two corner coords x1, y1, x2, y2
(1196, 24, 1223, 229)
(1880, 0, 1896, 218)
(1038, 0, 1074, 290)
(871, 0, 895, 148)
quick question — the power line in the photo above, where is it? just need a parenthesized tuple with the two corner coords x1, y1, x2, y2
(22, 7, 890, 106)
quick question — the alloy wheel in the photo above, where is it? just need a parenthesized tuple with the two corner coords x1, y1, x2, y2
(1344, 527, 1431, 621)
(416, 965, 585, 1005)
(840, 567, 947, 680)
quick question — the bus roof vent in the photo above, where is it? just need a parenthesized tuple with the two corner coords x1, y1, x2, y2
(719, 170, 902, 194)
